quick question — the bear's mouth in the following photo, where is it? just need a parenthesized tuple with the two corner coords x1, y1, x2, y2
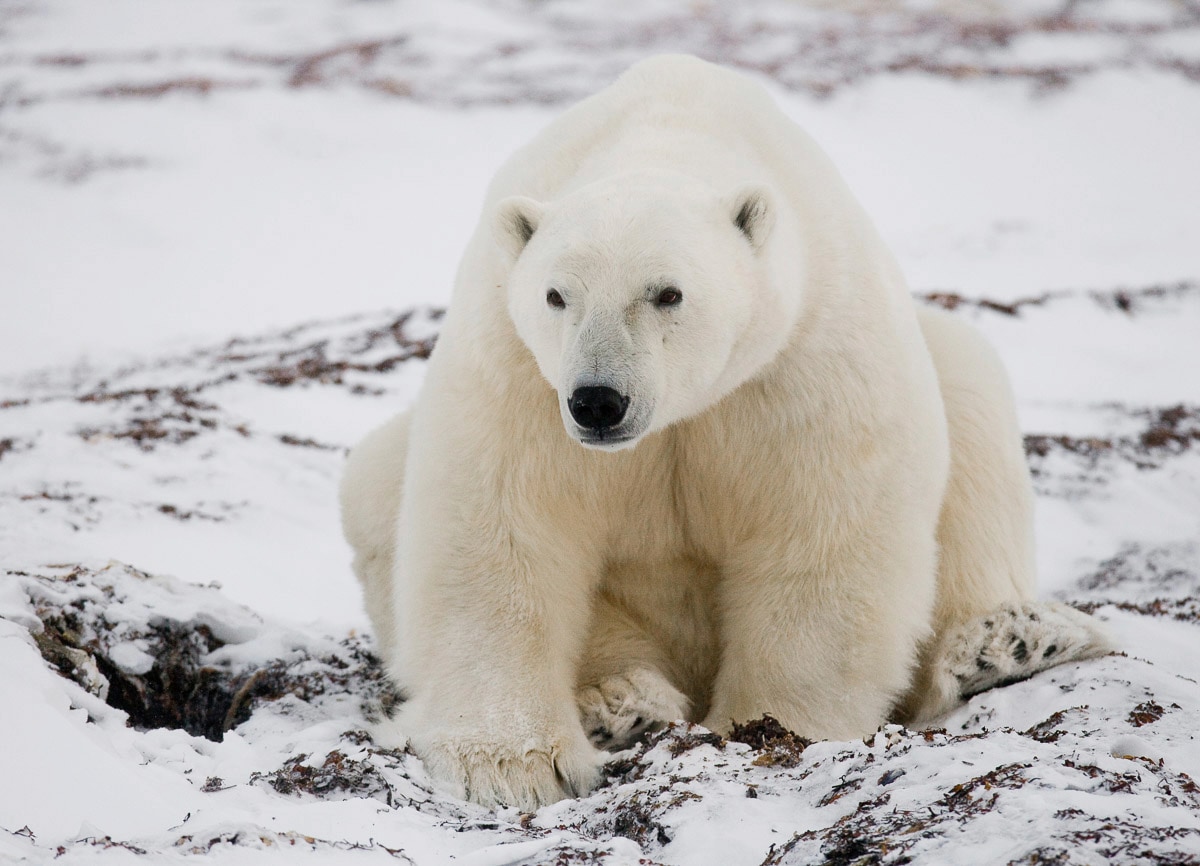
(577, 430, 639, 450)
(569, 415, 648, 451)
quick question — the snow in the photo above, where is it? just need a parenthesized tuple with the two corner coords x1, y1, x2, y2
(2, 0, 1200, 863)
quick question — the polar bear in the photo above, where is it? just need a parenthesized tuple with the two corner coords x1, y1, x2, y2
(340, 55, 1110, 810)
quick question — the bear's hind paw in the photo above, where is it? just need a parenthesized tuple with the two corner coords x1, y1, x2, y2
(944, 600, 1113, 701)
(577, 667, 690, 750)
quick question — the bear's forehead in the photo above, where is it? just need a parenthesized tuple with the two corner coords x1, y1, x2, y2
(543, 198, 722, 256)
(551, 173, 719, 224)
(558, 187, 710, 219)
(546, 239, 678, 285)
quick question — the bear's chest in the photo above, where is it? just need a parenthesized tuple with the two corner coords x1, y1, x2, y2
(591, 417, 811, 565)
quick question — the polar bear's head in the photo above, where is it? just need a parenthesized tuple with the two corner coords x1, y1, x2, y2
(494, 172, 799, 451)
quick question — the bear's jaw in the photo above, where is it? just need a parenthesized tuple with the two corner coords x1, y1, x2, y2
(573, 428, 643, 452)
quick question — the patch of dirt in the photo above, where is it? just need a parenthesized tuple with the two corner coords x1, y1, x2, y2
(1135, 404, 1200, 452)
(155, 502, 227, 521)
(757, 739, 1200, 866)
(79, 414, 207, 450)
(1005, 847, 1079, 865)
(575, 724, 738, 853)
(919, 282, 1198, 318)
(1076, 596, 1200, 626)
(1062, 759, 1144, 795)
(73, 386, 230, 450)
(22, 564, 397, 742)
(52, 310, 440, 453)
(285, 37, 411, 89)
(728, 715, 813, 768)
(251, 749, 398, 804)
(1127, 700, 1168, 728)
(1045, 817, 1200, 866)
(253, 323, 435, 388)
(920, 290, 1057, 316)
(34, 600, 255, 740)
(601, 751, 649, 787)
(608, 793, 677, 847)
(1094, 282, 1200, 315)
(512, 845, 657, 866)
(15, 485, 104, 526)
(92, 77, 256, 99)
(168, 829, 416, 860)
(1074, 543, 1200, 601)
(277, 433, 344, 451)
(77, 385, 215, 409)
(603, 788, 701, 849)
(1022, 707, 1087, 744)
(762, 763, 1034, 865)
(67, 836, 149, 856)
(661, 725, 725, 757)
(1023, 404, 1200, 484)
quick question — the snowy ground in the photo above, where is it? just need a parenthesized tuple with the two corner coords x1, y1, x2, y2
(2, 0, 1200, 863)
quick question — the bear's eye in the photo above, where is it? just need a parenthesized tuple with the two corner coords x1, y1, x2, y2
(655, 287, 683, 308)
(546, 289, 566, 309)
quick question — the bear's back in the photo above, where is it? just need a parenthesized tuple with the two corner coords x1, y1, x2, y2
(485, 56, 810, 203)
(481, 56, 871, 264)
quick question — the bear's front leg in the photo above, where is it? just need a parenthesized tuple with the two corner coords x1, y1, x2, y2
(385, 497, 604, 811)
(701, 534, 939, 740)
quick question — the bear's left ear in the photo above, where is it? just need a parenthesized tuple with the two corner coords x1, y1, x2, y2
(725, 185, 775, 251)
(493, 195, 545, 263)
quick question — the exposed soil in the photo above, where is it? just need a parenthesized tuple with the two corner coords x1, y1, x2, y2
(1076, 543, 1200, 598)
(920, 281, 1198, 318)
(251, 749, 398, 804)
(741, 710, 1200, 865)
(728, 714, 813, 768)
(1075, 596, 1200, 626)
(921, 290, 1056, 316)
(1127, 700, 1169, 727)
(4, 310, 441, 454)
(22, 564, 395, 742)
(1023, 404, 1200, 485)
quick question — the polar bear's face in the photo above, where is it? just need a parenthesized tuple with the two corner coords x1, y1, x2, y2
(495, 176, 795, 451)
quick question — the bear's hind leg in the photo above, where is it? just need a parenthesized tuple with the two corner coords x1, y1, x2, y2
(339, 411, 411, 664)
(899, 309, 1110, 724)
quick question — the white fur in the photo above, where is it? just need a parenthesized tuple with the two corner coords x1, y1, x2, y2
(339, 55, 1110, 811)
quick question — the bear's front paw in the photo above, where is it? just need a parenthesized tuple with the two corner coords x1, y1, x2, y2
(410, 724, 602, 811)
(577, 667, 691, 750)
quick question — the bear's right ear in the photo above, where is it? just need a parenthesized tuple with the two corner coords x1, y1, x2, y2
(492, 195, 544, 263)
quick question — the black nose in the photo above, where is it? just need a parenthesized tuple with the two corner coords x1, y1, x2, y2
(568, 386, 629, 430)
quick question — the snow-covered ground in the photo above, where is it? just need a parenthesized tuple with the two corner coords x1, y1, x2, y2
(2, 0, 1199, 863)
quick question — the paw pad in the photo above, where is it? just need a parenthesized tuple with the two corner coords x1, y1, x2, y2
(576, 668, 689, 751)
